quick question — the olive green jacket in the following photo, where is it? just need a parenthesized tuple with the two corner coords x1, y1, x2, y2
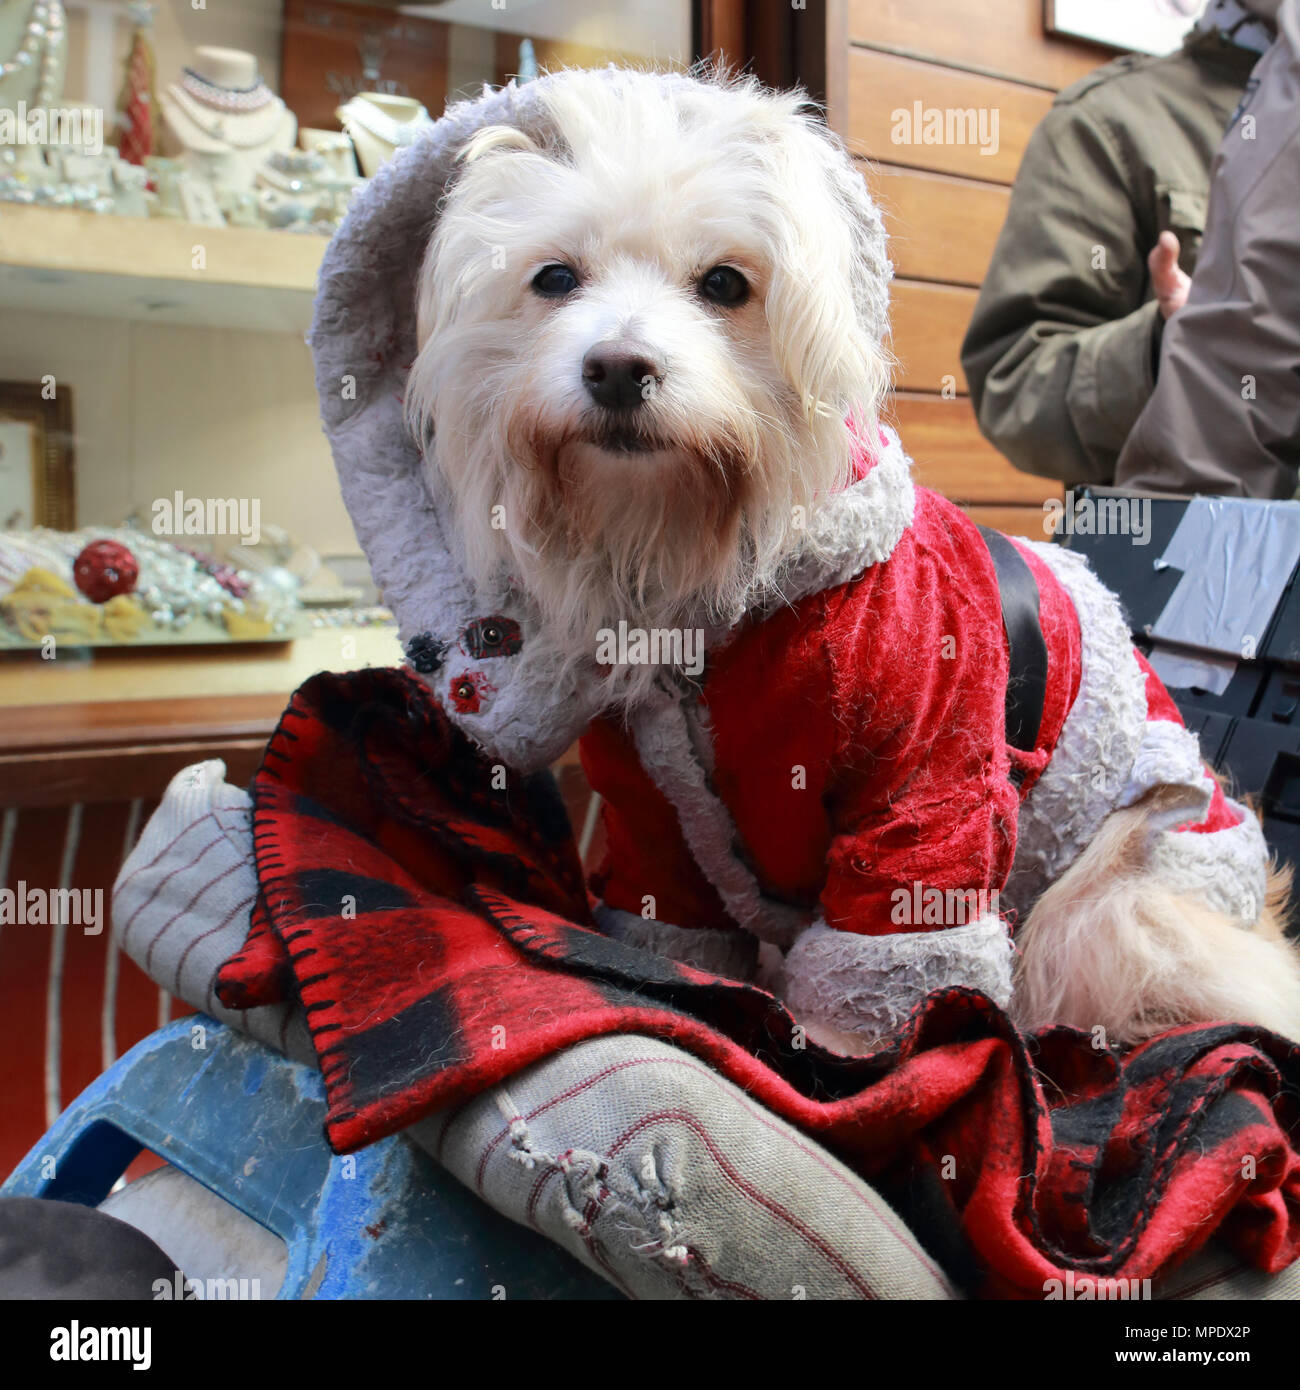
(960, 31, 1260, 485)
(1117, 0, 1300, 498)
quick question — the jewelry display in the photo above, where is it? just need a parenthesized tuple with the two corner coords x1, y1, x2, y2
(178, 65, 274, 114)
(260, 147, 328, 189)
(336, 94, 434, 177)
(142, 155, 186, 218)
(176, 172, 225, 227)
(108, 158, 150, 217)
(0, 0, 66, 108)
(0, 139, 353, 233)
(0, 144, 116, 213)
(0, 525, 304, 646)
(299, 127, 358, 179)
(338, 95, 434, 149)
(55, 150, 114, 193)
(255, 146, 359, 234)
(166, 82, 288, 149)
(217, 186, 264, 229)
(1, 26, 445, 234)
(309, 604, 393, 631)
(160, 46, 296, 194)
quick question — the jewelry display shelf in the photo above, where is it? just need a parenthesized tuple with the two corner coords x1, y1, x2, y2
(0, 203, 325, 332)
(0, 616, 311, 651)
(0, 623, 403, 708)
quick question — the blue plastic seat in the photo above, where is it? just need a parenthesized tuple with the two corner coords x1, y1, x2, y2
(2, 1015, 616, 1300)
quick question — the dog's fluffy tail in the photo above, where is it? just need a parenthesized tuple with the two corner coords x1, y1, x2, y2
(1011, 794, 1300, 1046)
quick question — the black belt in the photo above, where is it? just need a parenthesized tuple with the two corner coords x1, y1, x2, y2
(977, 526, 1049, 759)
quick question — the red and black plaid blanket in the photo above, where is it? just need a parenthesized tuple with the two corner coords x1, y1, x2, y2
(216, 668, 1300, 1298)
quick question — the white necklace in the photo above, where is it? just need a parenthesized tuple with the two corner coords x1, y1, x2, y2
(168, 81, 286, 149)
(0, 0, 65, 106)
(180, 66, 274, 113)
(339, 96, 434, 150)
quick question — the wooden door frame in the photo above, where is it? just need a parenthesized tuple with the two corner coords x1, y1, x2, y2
(695, 0, 847, 129)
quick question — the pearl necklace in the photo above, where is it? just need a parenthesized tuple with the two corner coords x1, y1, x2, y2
(0, 0, 66, 106)
(339, 96, 434, 150)
(167, 81, 287, 149)
(180, 66, 274, 113)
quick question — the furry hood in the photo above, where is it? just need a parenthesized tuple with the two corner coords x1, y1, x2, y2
(309, 67, 903, 772)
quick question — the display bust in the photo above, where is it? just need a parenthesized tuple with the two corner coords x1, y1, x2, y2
(336, 93, 435, 178)
(160, 45, 296, 193)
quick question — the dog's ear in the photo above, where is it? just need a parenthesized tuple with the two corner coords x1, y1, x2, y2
(761, 102, 893, 445)
(409, 123, 556, 449)
(458, 124, 543, 163)
(414, 125, 545, 351)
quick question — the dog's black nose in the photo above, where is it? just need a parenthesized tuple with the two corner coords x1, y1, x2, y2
(582, 342, 663, 411)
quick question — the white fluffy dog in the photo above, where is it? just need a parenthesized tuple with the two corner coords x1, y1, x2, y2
(408, 73, 886, 691)
(404, 68, 1300, 1051)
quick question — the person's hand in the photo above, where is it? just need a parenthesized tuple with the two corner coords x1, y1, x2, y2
(1148, 231, 1191, 319)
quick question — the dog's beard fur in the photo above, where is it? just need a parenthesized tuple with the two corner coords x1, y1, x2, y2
(503, 410, 753, 632)
(406, 71, 890, 706)
(421, 317, 825, 682)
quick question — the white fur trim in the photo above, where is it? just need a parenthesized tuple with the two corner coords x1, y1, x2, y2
(753, 427, 915, 616)
(1116, 718, 1214, 827)
(781, 916, 1014, 1041)
(1003, 542, 1150, 914)
(673, 427, 916, 639)
(593, 905, 758, 979)
(628, 693, 811, 948)
(1148, 798, 1270, 925)
(610, 438, 914, 947)
(1006, 542, 1257, 921)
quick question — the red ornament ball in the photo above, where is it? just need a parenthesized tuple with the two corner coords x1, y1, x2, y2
(73, 539, 140, 603)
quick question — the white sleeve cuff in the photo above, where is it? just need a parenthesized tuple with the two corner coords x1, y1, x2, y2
(780, 915, 1014, 1041)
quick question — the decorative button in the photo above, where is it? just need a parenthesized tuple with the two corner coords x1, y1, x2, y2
(461, 615, 522, 659)
(405, 631, 447, 674)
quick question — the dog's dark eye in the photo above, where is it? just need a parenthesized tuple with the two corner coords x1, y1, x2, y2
(532, 264, 580, 298)
(699, 265, 749, 307)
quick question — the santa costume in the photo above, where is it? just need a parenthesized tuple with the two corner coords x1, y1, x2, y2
(309, 68, 1270, 1039)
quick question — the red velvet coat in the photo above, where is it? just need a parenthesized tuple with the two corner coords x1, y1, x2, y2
(581, 485, 1236, 941)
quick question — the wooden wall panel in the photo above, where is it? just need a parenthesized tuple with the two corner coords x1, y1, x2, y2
(838, 0, 1095, 509)
(845, 48, 1053, 182)
(961, 505, 1056, 540)
(868, 164, 1009, 287)
(848, 0, 1105, 90)
(890, 393, 1055, 505)
(889, 280, 977, 394)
